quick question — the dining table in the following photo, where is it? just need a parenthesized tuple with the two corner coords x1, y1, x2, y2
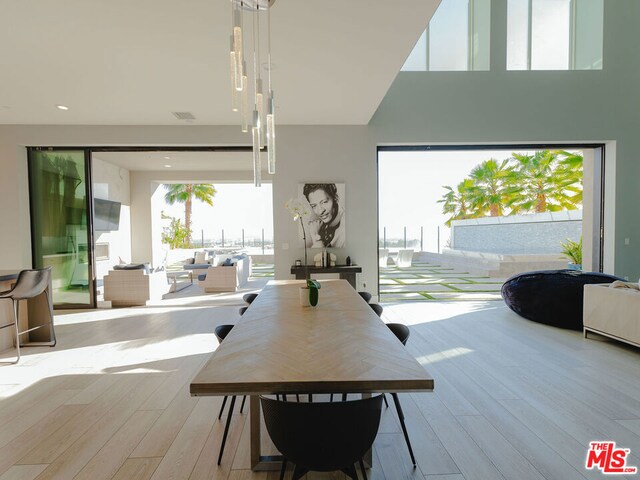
(190, 279, 434, 471)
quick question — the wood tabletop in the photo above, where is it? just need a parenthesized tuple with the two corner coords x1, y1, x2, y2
(190, 279, 434, 396)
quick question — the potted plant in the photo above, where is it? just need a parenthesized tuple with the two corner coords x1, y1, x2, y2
(560, 236, 582, 271)
(286, 198, 321, 306)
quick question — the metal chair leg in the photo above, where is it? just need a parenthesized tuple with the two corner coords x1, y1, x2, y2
(217, 395, 237, 465)
(218, 396, 228, 420)
(359, 458, 368, 480)
(391, 393, 416, 466)
(342, 393, 347, 401)
(12, 300, 20, 364)
(240, 395, 247, 413)
(330, 393, 334, 402)
(383, 393, 389, 408)
(279, 458, 287, 480)
(43, 289, 57, 346)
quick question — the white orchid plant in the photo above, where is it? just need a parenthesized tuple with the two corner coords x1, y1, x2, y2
(285, 197, 311, 268)
(285, 198, 321, 302)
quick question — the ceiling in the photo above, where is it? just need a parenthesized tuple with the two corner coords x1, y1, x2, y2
(93, 150, 254, 171)
(0, 0, 439, 126)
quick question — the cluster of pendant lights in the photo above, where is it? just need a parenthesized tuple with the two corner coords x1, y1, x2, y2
(230, 0, 275, 187)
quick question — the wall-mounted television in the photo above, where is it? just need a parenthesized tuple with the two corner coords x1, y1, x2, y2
(93, 198, 121, 231)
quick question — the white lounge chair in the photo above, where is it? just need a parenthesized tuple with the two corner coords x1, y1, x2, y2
(396, 249, 414, 268)
(379, 249, 390, 268)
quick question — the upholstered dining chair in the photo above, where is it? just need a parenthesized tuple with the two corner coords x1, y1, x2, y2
(243, 293, 258, 305)
(214, 324, 247, 465)
(385, 323, 416, 467)
(369, 303, 383, 317)
(0, 267, 55, 364)
(261, 394, 383, 480)
(358, 291, 372, 303)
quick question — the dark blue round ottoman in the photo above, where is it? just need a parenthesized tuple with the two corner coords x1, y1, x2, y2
(501, 269, 622, 330)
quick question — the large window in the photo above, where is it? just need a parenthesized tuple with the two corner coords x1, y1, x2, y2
(402, 0, 490, 72)
(507, 0, 603, 70)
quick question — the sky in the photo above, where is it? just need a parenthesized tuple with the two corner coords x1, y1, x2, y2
(161, 183, 273, 244)
(379, 149, 526, 252)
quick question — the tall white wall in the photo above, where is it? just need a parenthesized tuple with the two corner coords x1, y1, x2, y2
(370, 0, 640, 280)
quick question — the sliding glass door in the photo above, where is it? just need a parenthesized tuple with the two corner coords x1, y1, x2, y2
(28, 148, 95, 308)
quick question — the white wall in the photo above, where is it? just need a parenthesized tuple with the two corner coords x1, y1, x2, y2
(92, 156, 131, 277)
(273, 126, 376, 291)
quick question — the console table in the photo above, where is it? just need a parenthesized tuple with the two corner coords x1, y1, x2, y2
(290, 265, 362, 289)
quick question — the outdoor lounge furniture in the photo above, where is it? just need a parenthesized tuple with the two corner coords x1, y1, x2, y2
(501, 269, 621, 330)
(378, 249, 389, 268)
(197, 255, 251, 293)
(103, 264, 170, 307)
(261, 394, 384, 480)
(395, 249, 414, 268)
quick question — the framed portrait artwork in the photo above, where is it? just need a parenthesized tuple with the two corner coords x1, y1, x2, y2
(297, 182, 346, 248)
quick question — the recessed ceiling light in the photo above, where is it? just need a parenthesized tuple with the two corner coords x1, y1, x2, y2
(56, 105, 69, 111)
(164, 156, 171, 160)
(164, 164, 172, 168)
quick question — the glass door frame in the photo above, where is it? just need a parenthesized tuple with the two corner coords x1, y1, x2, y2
(376, 143, 607, 297)
(27, 147, 97, 309)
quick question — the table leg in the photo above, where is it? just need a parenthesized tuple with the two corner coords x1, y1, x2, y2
(250, 395, 283, 471)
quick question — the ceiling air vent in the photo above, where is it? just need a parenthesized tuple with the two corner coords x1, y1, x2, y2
(172, 112, 196, 120)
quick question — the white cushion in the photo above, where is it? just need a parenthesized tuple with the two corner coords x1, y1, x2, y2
(194, 251, 207, 264)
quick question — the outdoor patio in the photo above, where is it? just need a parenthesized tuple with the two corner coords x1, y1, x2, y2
(380, 261, 506, 302)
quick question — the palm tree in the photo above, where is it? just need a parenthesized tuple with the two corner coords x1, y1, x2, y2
(509, 150, 582, 214)
(468, 159, 519, 217)
(163, 184, 217, 245)
(439, 178, 477, 226)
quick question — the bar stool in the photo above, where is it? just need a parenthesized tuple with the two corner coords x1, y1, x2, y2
(0, 267, 55, 364)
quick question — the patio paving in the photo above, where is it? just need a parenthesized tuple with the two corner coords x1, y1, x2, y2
(380, 261, 504, 302)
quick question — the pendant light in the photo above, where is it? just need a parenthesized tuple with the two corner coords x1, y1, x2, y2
(229, 0, 276, 186)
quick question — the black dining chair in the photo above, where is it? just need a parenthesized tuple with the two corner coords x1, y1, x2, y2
(243, 293, 258, 305)
(261, 394, 383, 480)
(358, 291, 372, 303)
(0, 267, 55, 364)
(369, 303, 383, 317)
(385, 323, 416, 467)
(214, 324, 247, 465)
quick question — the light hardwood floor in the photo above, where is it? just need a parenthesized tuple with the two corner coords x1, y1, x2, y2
(1, 295, 639, 480)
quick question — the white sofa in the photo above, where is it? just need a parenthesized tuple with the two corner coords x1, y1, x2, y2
(197, 255, 251, 293)
(584, 283, 640, 347)
(104, 267, 170, 307)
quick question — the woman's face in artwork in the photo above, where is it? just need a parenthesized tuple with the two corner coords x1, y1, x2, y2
(307, 188, 334, 224)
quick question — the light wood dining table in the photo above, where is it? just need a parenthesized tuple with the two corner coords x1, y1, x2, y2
(190, 279, 434, 471)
